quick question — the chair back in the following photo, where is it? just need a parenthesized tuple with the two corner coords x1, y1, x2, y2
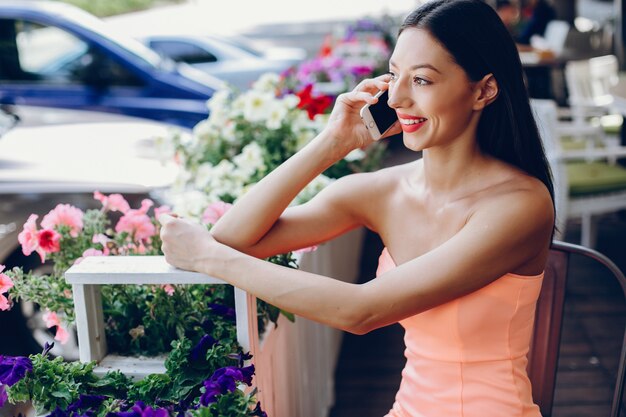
(565, 54, 619, 109)
(542, 20, 570, 56)
(528, 240, 626, 417)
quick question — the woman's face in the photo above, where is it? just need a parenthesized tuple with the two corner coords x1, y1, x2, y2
(387, 28, 479, 152)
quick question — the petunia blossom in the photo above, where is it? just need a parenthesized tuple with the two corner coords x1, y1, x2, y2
(0, 384, 6, 407)
(42, 311, 70, 345)
(37, 229, 61, 259)
(0, 265, 13, 294)
(115, 211, 156, 241)
(94, 191, 130, 214)
(41, 204, 83, 238)
(18, 214, 40, 258)
(153, 205, 171, 221)
(0, 355, 32, 386)
(74, 248, 104, 265)
(43, 311, 61, 328)
(0, 295, 9, 311)
(160, 284, 175, 296)
(201, 201, 233, 225)
(54, 326, 70, 345)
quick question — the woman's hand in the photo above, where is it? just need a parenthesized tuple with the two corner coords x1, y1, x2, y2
(159, 214, 223, 274)
(322, 74, 400, 156)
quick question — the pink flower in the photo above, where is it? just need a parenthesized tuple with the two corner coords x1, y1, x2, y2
(94, 191, 130, 214)
(0, 295, 9, 311)
(202, 202, 233, 225)
(0, 265, 13, 294)
(161, 284, 175, 296)
(42, 311, 61, 328)
(41, 204, 83, 238)
(73, 248, 104, 265)
(54, 326, 70, 344)
(115, 212, 156, 241)
(154, 205, 171, 220)
(18, 214, 40, 257)
(42, 310, 69, 344)
(38, 229, 61, 255)
(92, 234, 111, 255)
(138, 199, 154, 215)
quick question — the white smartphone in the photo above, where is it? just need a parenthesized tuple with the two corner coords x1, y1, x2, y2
(359, 90, 398, 141)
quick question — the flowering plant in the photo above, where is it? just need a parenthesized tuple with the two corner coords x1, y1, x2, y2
(1, 193, 287, 415)
(2, 193, 295, 355)
(1, 338, 266, 417)
(280, 18, 394, 95)
(159, 73, 386, 220)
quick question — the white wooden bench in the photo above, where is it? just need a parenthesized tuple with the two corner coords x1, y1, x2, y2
(64, 256, 259, 380)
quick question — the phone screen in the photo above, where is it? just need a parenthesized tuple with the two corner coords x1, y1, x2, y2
(369, 90, 397, 134)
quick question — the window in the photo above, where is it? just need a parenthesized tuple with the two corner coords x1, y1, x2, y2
(0, 18, 142, 86)
(148, 40, 218, 64)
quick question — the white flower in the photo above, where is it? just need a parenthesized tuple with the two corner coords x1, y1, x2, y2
(233, 143, 266, 178)
(206, 89, 231, 113)
(242, 90, 275, 123)
(345, 148, 366, 162)
(194, 163, 215, 189)
(282, 94, 300, 110)
(171, 190, 210, 219)
(252, 72, 280, 93)
(265, 101, 289, 130)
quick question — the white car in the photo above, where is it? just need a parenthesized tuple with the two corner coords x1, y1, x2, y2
(140, 34, 306, 90)
(0, 104, 181, 359)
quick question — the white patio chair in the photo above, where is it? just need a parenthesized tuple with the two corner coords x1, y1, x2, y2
(563, 54, 622, 142)
(530, 98, 626, 248)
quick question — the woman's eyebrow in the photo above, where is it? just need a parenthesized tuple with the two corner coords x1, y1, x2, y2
(389, 60, 442, 74)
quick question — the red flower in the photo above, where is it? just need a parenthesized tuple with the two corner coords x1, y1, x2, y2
(296, 85, 333, 120)
(38, 229, 61, 255)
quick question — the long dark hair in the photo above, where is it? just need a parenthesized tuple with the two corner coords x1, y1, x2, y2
(400, 0, 555, 213)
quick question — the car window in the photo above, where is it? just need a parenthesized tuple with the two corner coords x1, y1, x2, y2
(0, 18, 143, 87)
(149, 40, 218, 64)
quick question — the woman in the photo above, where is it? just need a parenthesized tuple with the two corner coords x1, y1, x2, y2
(160, 0, 555, 415)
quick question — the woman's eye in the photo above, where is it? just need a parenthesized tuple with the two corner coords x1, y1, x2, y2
(387, 72, 397, 81)
(413, 76, 430, 86)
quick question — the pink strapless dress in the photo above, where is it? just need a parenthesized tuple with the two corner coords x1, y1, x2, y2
(377, 247, 544, 417)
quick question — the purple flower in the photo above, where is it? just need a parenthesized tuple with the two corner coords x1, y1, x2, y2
(43, 341, 55, 357)
(0, 355, 32, 386)
(0, 384, 7, 408)
(208, 303, 235, 320)
(198, 380, 221, 406)
(67, 394, 107, 414)
(189, 335, 217, 362)
(108, 402, 169, 417)
(198, 364, 255, 406)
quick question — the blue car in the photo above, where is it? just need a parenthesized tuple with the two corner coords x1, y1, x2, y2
(0, 1, 225, 128)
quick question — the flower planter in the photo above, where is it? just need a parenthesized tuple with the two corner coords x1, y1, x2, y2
(65, 256, 259, 379)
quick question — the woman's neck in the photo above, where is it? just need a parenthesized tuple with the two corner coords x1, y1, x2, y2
(419, 137, 492, 195)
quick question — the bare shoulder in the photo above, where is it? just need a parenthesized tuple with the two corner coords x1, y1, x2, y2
(469, 166, 554, 252)
(318, 160, 418, 227)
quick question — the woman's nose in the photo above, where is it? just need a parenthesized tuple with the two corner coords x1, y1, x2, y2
(387, 82, 411, 110)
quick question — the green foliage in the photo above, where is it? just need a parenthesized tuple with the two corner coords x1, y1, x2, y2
(55, 0, 185, 18)
(8, 355, 98, 415)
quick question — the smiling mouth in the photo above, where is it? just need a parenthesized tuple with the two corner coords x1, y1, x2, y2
(397, 115, 428, 133)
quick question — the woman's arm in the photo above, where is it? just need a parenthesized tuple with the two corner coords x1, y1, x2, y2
(161, 183, 554, 335)
(210, 76, 399, 258)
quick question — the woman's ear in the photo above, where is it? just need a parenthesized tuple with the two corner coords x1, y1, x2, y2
(473, 73, 499, 110)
